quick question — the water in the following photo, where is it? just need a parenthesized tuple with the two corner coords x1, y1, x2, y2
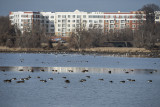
(0, 53, 160, 107)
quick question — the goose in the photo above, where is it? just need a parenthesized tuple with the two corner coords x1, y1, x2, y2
(80, 79, 86, 82)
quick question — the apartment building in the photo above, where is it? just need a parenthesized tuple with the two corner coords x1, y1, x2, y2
(9, 10, 146, 36)
(155, 11, 160, 23)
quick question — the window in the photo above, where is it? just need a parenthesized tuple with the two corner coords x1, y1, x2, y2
(46, 16, 49, 19)
(62, 24, 65, 27)
(89, 20, 92, 23)
(58, 29, 61, 31)
(83, 15, 86, 18)
(62, 15, 66, 18)
(89, 24, 92, 27)
(73, 15, 75, 18)
(76, 20, 80, 23)
(132, 20, 136, 23)
(72, 20, 75, 23)
(62, 20, 66, 23)
(58, 20, 61, 22)
(58, 15, 61, 18)
(77, 15, 81, 18)
(116, 25, 119, 28)
(68, 20, 70, 22)
(58, 24, 61, 27)
(116, 20, 119, 23)
(51, 29, 54, 32)
(68, 15, 70, 18)
(51, 16, 54, 18)
(110, 24, 114, 28)
(68, 24, 70, 27)
(72, 24, 75, 27)
(94, 20, 98, 23)
(105, 20, 108, 23)
(83, 20, 87, 23)
(132, 25, 136, 28)
(121, 20, 125, 23)
(51, 25, 54, 27)
(68, 29, 70, 32)
(99, 20, 103, 23)
(46, 21, 49, 23)
(110, 20, 114, 23)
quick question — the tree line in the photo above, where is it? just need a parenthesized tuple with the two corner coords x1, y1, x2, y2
(0, 4, 160, 50)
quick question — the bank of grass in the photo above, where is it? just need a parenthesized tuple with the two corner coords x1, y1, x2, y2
(0, 46, 155, 53)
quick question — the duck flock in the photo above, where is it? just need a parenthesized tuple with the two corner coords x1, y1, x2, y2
(1, 68, 156, 85)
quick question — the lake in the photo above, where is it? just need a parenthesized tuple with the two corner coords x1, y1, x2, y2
(0, 53, 160, 107)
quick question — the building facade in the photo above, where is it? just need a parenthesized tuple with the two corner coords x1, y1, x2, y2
(9, 10, 146, 36)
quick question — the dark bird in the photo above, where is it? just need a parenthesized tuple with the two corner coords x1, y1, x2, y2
(62, 77, 67, 79)
(68, 70, 73, 72)
(109, 81, 113, 83)
(16, 80, 25, 83)
(82, 70, 88, 73)
(99, 79, 104, 81)
(48, 78, 53, 80)
(37, 76, 40, 78)
(19, 69, 23, 71)
(40, 80, 47, 82)
(125, 72, 129, 74)
(120, 81, 125, 83)
(1, 69, 5, 72)
(12, 78, 17, 80)
(4, 79, 12, 83)
(108, 71, 111, 74)
(65, 80, 70, 83)
(148, 80, 152, 83)
(86, 76, 90, 78)
(80, 79, 86, 82)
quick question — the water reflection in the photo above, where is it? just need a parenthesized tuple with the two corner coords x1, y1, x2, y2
(0, 66, 159, 75)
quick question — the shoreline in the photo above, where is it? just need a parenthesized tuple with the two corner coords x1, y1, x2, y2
(0, 47, 160, 58)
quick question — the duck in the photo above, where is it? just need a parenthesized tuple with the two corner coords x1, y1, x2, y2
(86, 76, 90, 78)
(28, 75, 31, 78)
(82, 70, 88, 73)
(40, 69, 45, 72)
(16, 80, 25, 83)
(37, 76, 40, 78)
(65, 80, 70, 83)
(48, 78, 53, 80)
(120, 81, 125, 83)
(68, 70, 73, 72)
(12, 78, 17, 80)
(109, 81, 113, 83)
(125, 72, 129, 74)
(28, 69, 34, 72)
(62, 77, 67, 79)
(80, 79, 86, 82)
(1, 69, 5, 72)
(19, 69, 23, 71)
(148, 80, 152, 83)
(99, 79, 104, 81)
(40, 80, 47, 82)
(108, 71, 111, 74)
(4, 79, 12, 83)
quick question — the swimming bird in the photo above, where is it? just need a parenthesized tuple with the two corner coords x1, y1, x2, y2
(4, 79, 12, 83)
(16, 80, 25, 83)
(82, 70, 88, 73)
(109, 81, 113, 83)
(1, 69, 5, 72)
(86, 76, 90, 78)
(68, 70, 73, 72)
(48, 78, 53, 80)
(120, 81, 125, 83)
(40, 80, 47, 82)
(148, 80, 152, 83)
(80, 79, 86, 82)
(12, 78, 17, 80)
(37, 76, 40, 78)
(65, 80, 70, 83)
(99, 79, 104, 81)
(62, 77, 67, 79)
(108, 71, 111, 74)
(19, 69, 23, 71)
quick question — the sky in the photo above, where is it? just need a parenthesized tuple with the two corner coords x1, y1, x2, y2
(0, 0, 160, 16)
